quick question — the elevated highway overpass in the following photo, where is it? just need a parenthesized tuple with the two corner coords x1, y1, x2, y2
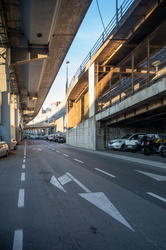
(0, 0, 92, 148)
(66, 0, 166, 150)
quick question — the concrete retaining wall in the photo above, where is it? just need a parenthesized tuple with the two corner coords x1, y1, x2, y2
(66, 117, 96, 150)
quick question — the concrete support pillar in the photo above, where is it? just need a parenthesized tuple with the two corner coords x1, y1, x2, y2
(88, 63, 96, 117)
(1, 77, 11, 148)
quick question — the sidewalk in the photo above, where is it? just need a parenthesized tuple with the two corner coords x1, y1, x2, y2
(103, 149, 166, 169)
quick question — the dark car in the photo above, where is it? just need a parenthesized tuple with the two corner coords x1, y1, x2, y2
(57, 136, 66, 143)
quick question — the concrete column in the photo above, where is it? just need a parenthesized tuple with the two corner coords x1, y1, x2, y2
(88, 63, 95, 117)
(1, 78, 11, 148)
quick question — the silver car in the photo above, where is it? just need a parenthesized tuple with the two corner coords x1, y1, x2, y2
(108, 133, 132, 151)
(0, 141, 9, 157)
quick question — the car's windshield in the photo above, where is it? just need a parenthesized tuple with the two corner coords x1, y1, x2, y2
(120, 134, 132, 139)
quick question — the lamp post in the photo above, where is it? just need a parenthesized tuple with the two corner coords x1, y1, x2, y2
(66, 60, 70, 93)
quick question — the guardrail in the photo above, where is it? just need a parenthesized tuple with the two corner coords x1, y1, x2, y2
(68, 0, 135, 90)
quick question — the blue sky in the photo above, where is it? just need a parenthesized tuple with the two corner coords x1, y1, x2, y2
(43, 0, 124, 108)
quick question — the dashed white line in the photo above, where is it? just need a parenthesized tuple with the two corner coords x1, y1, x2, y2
(95, 168, 116, 178)
(21, 173, 25, 181)
(13, 229, 23, 250)
(63, 154, 69, 157)
(147, 192, 166, 202)
(56, 150, 60, 153)
(74, 159, 84, 163)
(18, 189, 25, 208)
(22, 164, 25, 169)
(51, 148, 54, 150)
(23, 159, 26, 163)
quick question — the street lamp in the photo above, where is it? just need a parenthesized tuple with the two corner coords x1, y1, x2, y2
(66, 60, 70, 93)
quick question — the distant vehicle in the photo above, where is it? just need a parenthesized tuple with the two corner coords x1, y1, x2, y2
(108, 133, 132, 151)
(57, 136, 66, 143)
(125, 133, 146, 152)
(0, 141, 9, 157)
(11, 138, 18, 150)
(48, 134, 57, 141)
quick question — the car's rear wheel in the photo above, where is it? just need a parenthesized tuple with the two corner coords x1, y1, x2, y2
(5, 150, 9, 157)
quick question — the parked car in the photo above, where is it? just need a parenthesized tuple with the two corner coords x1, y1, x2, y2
(125, 133, 146, 152)
(11, 138, 18, 150)
(48, 134, 57, 141)
(0, 141, 9, 157)
(57, 136, 66, 143)
(108, 133, 132, 151)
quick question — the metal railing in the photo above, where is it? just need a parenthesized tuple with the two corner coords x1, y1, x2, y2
(96, 47, 166, 113)
(68, 0, 135, 90)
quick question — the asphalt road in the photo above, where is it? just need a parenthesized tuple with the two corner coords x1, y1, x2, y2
(0, 140, 166, 250)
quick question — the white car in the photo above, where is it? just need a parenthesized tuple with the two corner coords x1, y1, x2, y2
(0, 141, 9, 157)
(125, 133, 146, 152)
(108, 134, 133, 151)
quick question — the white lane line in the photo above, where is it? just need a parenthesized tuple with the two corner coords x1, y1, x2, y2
(22, 164, 25, 169)
(63, 154, 69, 157)
(13, 229, 23, 250)
(18, 189, 24, 208)
(51, 148, 54, 151)
(23, 159, 26, 163)
(74, 159, 84, 164)
(56, 150, 60, 153)
(95, 168, 116, 178)
(24, 141, 26, 157)
(147, 192, 166, 202)
(21, 173, 25, 181)
(66, 172, 91, 193)
(136, 170, 166, 181)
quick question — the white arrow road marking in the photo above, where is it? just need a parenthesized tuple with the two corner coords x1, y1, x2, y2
(66, 172, 91, 193)
(79, 192, 134, 231)
(32, 148, 42, 151)
(136, 170, 166, 181)
(50, 173, 133, 231)
(58, 174, 72, 185)
(147, 192, 166, 202)
(50, 176, 66, 192)
(95, 168, 116, 178)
